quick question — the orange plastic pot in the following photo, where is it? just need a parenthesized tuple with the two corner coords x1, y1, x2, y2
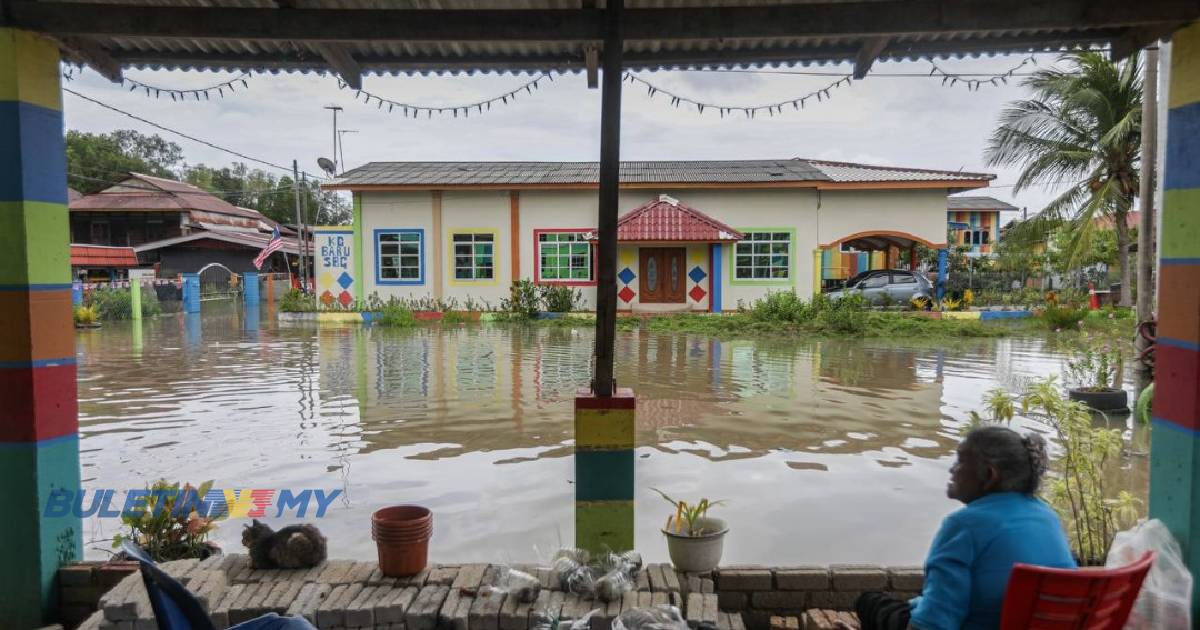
(373, 505, 433, 577)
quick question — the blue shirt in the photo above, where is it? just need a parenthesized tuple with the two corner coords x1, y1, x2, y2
(909, 492, 1076, 630)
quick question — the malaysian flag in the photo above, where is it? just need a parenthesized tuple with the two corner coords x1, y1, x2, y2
(253, 227, 283, 270)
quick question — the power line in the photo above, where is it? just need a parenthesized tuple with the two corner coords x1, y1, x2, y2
(67, 171, 306, 199)
(63, 87, 327, 181)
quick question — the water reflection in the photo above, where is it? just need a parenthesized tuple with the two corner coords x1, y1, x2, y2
(75, 303, 1148, 566)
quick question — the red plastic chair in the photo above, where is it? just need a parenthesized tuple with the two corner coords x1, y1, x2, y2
(999, 551, 1155, 629)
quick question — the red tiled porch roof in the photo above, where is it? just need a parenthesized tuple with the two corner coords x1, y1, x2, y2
(70, 244, 139, 268)
(605, 195, 744, 242)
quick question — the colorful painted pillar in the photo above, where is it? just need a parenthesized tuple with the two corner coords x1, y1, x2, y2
(0, 28, 81, 627)
(936, 249, 948, 300)
(243, 271, 259, 305)
(1151, 22, 1200, 613)
(710, 244, 723, 312)
(812, 249, 822, 296)
(181, 272, 200, 313)
(129, 275, 141, 321)
(352, 192, 364, 305)
(574, 387, 635, 554)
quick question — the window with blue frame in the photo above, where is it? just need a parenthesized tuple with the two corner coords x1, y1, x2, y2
(375, 229, 424, 284)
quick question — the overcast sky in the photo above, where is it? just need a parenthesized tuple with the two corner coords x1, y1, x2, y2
(63, 53, 1079, 219)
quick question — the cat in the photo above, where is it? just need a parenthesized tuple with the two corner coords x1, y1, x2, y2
(241, 519, 328, 569)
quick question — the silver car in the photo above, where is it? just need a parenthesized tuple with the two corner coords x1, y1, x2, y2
(825, 270, 934, 306)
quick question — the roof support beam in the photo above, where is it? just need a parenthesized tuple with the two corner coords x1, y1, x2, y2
(315, 43, 362, 90)
(8, 1, 1197, 43)
(56, 36, 122, 83)
(1109, 25, 1176, 61)
(853, 36, 889, 79)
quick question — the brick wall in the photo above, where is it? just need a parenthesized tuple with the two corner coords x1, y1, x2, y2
(710, 565, 923, 630)
(57, 561, 139, 629)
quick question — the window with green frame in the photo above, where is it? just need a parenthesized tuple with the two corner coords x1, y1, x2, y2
(538, 231, 592, 281)
(734, 231, 792, 279)
(453, 233, 495, 280)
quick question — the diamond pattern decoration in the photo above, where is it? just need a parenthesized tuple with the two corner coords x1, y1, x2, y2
(320, 290, 335, 306)
(617, 267, 636, 285)
(689, 285, 707, 302)
(338, 290, 354, 307)
(337, 271, 354, 290)
(688, 266, 707, 284)
(618, 286, 636, 303)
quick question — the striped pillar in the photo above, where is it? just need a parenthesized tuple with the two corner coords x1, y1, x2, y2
(1151, 22, 1200, 613)
(0, 28, 81, 627)
(575, 387, 635, 554)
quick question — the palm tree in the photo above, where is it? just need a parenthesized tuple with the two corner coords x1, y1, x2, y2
(985, 52, 1142, 306)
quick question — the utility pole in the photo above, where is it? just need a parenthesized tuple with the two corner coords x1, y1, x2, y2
(293, 160, 307, 292)
(324, 105, 343, 173)
(1136, 46, 1159, 369)
(338, 129, 358, 171)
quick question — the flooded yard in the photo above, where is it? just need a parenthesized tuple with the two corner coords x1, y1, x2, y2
(75, 303, 1147, 566)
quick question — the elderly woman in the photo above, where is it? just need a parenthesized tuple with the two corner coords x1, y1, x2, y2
(854, 426, 1076, 630)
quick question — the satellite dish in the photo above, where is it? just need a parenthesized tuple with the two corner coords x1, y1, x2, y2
(317, 157, 337, 176)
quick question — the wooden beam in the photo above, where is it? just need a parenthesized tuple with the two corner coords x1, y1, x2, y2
(56, 36, 122, 82)
(315, 43, 362, 90)
(585, 46, 599, 89)
(853, 36, 889, 79)
(1110, 25, 1176, 61)
(9, 1, 1198, 43)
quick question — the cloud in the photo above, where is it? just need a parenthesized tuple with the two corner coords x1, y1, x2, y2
(63, 54, 1069, 213)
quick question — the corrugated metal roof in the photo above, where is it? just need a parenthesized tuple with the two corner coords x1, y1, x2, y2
(947, 195, 1019, 211)
(71, 173, 282, 231)
(133, 228, 304, 256)
(17, 1, 1189, 77)
(70, 244, 140, 268)
(611, 194, 743, 241)
(328, 158, 990, 187)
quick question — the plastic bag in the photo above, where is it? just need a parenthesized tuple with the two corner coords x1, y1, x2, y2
(1105, 519, 1192, 630)
(595, 567, 634, 602)
(612, 606, 689, 630)
(494, 566, 541, 603)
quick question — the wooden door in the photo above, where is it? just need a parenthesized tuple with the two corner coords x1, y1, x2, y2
(639, 247, 687, 303)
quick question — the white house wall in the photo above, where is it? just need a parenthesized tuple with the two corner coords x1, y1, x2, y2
(357, 185, 952, 311)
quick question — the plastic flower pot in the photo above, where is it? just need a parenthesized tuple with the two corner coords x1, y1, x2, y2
(373, 506, 433, 577)
(662, 516, 728, 573)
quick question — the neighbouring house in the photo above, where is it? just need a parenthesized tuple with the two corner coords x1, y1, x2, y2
(947, 195, 1018, 256)
(323, 159, 995, 312)
(70, 172, 305, 278)
(69, 244, 141, 282)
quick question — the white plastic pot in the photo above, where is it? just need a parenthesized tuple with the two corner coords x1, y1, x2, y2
(662, 517, 728, 573)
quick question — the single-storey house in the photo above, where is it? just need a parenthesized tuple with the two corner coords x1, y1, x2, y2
(324, 159, 994, 312)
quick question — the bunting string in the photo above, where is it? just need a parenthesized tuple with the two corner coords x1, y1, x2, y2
(623, 72, 852, 118)
(122, 72, 251, 101)
(928, 55, 1038, 90)
(338, 73, 551, 118)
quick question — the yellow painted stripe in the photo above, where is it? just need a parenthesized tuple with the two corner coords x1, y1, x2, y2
(316, 312, 367, 323)
(0, 29, 62, 111)
(575, 500, 634, 554)
(0, 201, 70, 286)
(941, 311, 981, 320)
(576, 408, 636, 449)
(1169, 23, 1200, 109)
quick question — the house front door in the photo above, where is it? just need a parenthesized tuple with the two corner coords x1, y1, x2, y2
(638, 247, 687, 303)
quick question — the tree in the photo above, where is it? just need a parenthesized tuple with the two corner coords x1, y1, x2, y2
(66, 130, 184, 193)
(985, 52, 1142, 306)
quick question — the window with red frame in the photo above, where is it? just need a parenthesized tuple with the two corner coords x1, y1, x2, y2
(537, 231, 592, 281)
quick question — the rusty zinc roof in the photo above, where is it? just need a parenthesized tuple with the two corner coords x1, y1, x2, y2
(328, 159, 992, 189)
(70, 244, 140, 268)
(947, 195, 1019, 211)
(71, 173, 282, 231)
(608, 194, 743, 242)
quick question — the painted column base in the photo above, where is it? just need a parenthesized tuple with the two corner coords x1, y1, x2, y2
(575, 387, 636, 554)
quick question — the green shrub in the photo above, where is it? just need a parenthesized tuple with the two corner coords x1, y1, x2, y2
(540, 285, 582, 313)
(750, 290, 814, 323)
(818, 293, 867, 333)
(279, 288, 317, 312)
(502, 279, 540, 318)
(86, 287, 160, 320)
(1042, 305, 1088, 330)
(376, 303, 416, 327)
(73, 305, 99, 326)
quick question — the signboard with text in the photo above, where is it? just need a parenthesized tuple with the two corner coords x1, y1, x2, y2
(313, 228, 355, 308)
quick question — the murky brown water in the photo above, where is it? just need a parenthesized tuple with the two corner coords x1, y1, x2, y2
(76, 302, 1148, 565)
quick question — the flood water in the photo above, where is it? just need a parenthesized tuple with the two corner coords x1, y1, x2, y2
(76, 302, 1148, 566)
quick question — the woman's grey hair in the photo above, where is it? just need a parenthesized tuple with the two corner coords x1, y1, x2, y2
(963, 426, 1049, 494)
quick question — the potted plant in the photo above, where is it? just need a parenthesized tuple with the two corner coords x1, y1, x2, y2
(74, 305, 101, 329)
(112, 480, 223, 562)
(653, 489, 728, 573)
(1065, 346, 1128, 413)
